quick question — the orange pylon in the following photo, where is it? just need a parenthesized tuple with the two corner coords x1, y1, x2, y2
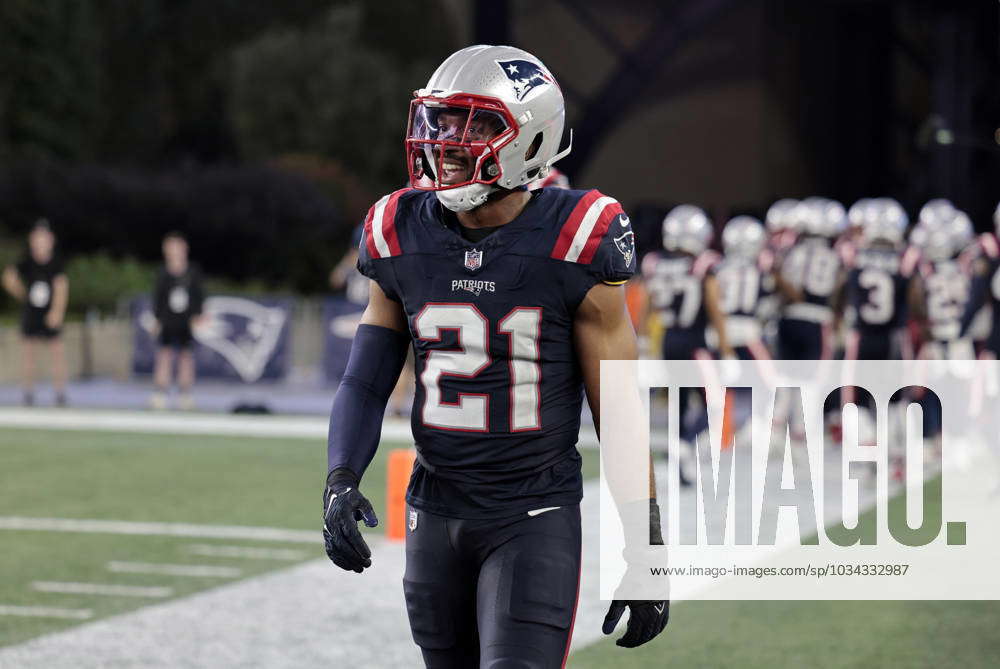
(720, 389, 735, 450)
(385, 448, 416, 541)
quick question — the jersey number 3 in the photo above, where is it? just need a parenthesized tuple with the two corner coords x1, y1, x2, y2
(415, 303, 541, 432)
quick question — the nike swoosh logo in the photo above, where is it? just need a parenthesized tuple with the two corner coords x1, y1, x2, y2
(653, 603, 665, 615)
(527, 506, 561, 517)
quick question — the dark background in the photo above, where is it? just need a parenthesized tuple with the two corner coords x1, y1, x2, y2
(0, 0, 997, 300)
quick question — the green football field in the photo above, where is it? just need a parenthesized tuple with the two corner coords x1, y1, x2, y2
(573, 474, 1000, 668)
(2, 426, 999, 667)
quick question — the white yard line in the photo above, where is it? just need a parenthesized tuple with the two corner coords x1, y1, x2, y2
(0, 606, 93, 620)
(31, 582, 173, 598)
(0, 466, 882, 668)
(185, 544, 306, 561)
(0, 407, 601, 446)
(0, 517, 318, 544)
(106, 562, 242, 578)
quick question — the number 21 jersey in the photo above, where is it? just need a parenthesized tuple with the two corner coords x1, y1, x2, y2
(357, 188, 635, 519)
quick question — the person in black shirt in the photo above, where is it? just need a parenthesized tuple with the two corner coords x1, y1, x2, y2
(1, 220, 69, 406)
(150, 231, 204, 410)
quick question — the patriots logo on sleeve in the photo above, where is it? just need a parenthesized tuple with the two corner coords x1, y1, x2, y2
(614, 230, 635, 267)
(496, 59, 553, 101)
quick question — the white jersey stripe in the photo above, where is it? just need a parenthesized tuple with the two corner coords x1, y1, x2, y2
(370, 194, 392, 258)
(563, 196, 616, 263)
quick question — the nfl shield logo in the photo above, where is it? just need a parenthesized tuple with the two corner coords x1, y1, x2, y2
(408, 509, 419, 532)
(464, 248, 483, 271)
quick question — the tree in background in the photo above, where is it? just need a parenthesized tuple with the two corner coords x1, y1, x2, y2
(0, 0, 103, 161)
(229, 4, 457, 199)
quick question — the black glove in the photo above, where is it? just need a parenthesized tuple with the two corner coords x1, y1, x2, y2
(322, 468, 379, 573)
(602, 599, 669, 648)
(603, 499, 670, 648)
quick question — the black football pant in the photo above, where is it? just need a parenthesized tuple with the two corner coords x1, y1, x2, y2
(403, 504, 581, 668)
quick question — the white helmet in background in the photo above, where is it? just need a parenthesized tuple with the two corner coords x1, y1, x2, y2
(799, 197, 847, 238)
(862, 198, 908, 246)
(406, 45, 570, 212)
(848, 198, 876, 230)
(722, 215, 765, 258)
(765, 198, 800, 233)
(918, 198, 955, 229)
(662, 205, 713, 255)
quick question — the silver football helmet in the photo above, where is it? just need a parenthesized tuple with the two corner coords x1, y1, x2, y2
(848, 198, 876, 230)
(862, 198, 908, 246)
(918, 198, 955, 229)
(799, 197, 847, 238)
(662, 204, 713, 255)
(722, 215, 765, 258)
(765, 198, 800, 233)
(406, 45, 570, 212)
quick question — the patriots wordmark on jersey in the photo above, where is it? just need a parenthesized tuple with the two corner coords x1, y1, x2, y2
(359, 186, 635, 518)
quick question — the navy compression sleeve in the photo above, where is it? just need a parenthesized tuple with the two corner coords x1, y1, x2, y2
(327, 324, 410, 478)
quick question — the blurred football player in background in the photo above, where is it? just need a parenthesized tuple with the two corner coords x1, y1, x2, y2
(715, 215, 778, 361)
(910, 211, 973, 361)
(959, 202, 1000, 360)
(642, 205, 732, 481)
(1, 219, 69, 406)
(842, 198, 915, 361)
(776, 197, 846, 360)
(150, 231, 205, 410)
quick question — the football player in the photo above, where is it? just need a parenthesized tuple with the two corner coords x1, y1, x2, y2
(910, 214, 972, 360)
(842, 199, 915, 361)
(959, 203, 1000, 359)
(1, 219, 69, 406)
(765, 198, 799, 254)
(323, 45, 668, 668)
(715, 215, 779, 361)
(642, 205, 733, 462)
(776, 197, 847, 360)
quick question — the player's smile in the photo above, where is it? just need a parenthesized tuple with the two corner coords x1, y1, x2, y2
(438, 148, 472, 185)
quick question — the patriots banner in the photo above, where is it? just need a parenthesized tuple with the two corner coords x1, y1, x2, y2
(131, 295, 292, 382)
(321, 297, 367, 385)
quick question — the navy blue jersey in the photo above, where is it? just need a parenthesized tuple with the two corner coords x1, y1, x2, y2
(642, 250, 719, 357)
(919, 259, 970, 343)
(357, 187, 635, 518)
(845, 247, 913, 335)
(714, 251, 775, 348)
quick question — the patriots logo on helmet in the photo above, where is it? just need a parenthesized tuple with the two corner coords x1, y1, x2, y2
(496, 59, 553, 101)
(614, 230, 635, 267)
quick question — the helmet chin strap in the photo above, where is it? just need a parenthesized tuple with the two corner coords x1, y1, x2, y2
(436, 182, 497, 212)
